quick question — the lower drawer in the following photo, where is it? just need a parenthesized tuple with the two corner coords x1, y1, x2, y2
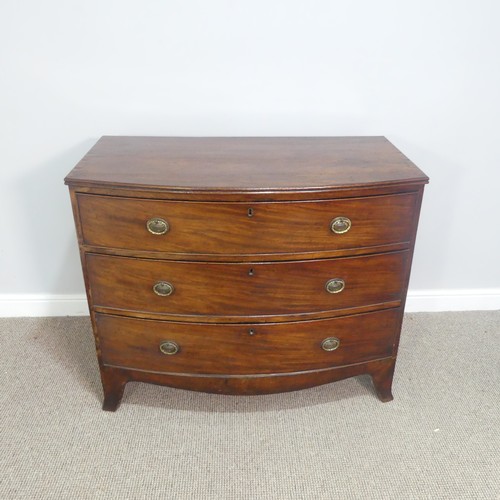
(96, 308, 400, 375)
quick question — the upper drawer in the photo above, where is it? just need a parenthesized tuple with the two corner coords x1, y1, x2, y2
(76, 192, 418, 256)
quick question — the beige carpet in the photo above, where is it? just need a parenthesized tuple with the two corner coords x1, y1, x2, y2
(1, 311, 499, 499)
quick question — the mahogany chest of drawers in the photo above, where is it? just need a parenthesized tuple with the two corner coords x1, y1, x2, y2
(65, 136, 428, 411)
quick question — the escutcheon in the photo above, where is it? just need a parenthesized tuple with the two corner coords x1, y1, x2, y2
(330, 216, 351, 234)
(159, 341, 179, 355)
(321, 337, 340, 351)
(147, 217, 169, 235)
(153, 281, 174, 296)
(325, 278, 345, 294)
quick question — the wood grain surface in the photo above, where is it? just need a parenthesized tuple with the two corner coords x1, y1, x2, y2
(97, 309, 400, 375)
(77, 191, 418, 256)
(65, 136, 428, 192)
(86, 251, 408, 319)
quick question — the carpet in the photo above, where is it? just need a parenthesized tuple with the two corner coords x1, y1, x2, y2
(1, 311, 499, 499)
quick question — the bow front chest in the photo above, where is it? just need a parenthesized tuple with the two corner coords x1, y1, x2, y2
(65, 136, 428, 411)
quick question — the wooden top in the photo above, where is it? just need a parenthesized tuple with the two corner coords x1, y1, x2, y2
(65, 136, 428, 193)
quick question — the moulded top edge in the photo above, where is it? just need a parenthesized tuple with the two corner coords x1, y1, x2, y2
(64, 136, 429, 192)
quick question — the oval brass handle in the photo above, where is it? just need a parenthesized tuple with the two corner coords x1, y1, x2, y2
(159, 340, 179, 355)
(325, 278, 345, 294)
(153, 281, 174, 296)
(330, 216, 351, 234)
(147, 217, 169, 235)
(321, 337, 340, 351)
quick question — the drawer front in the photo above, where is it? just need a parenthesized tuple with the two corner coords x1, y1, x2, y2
(96, 309, 400, 375)
(87, 251, 407, 319)
(77, 192, 417, 255)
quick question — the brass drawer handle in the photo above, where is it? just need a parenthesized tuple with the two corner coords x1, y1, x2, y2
(330, 216, 351, 234)
(147, 217, 169, 235)
(325, 278, 345, 294)
(159, 340, 179, 355)
(153, 281, 174, 296)
(321, 337, 340, 351)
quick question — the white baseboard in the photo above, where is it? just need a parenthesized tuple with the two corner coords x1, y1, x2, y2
(405, 288, 500, 312)
(0, 294, 89, 317)
(0, 289, 498, 317)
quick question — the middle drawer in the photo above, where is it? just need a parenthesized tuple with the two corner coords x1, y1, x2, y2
(87, 251, 407, 320)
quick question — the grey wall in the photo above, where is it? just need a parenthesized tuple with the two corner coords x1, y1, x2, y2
(1, 0, 499, 312)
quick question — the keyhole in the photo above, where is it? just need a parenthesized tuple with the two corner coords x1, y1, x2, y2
(248, 329, 255, 336)
(248, 268, 254, 276)
(247, 207, 254, 217)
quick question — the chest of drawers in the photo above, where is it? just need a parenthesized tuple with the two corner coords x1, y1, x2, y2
(65, 136, 428, 411)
